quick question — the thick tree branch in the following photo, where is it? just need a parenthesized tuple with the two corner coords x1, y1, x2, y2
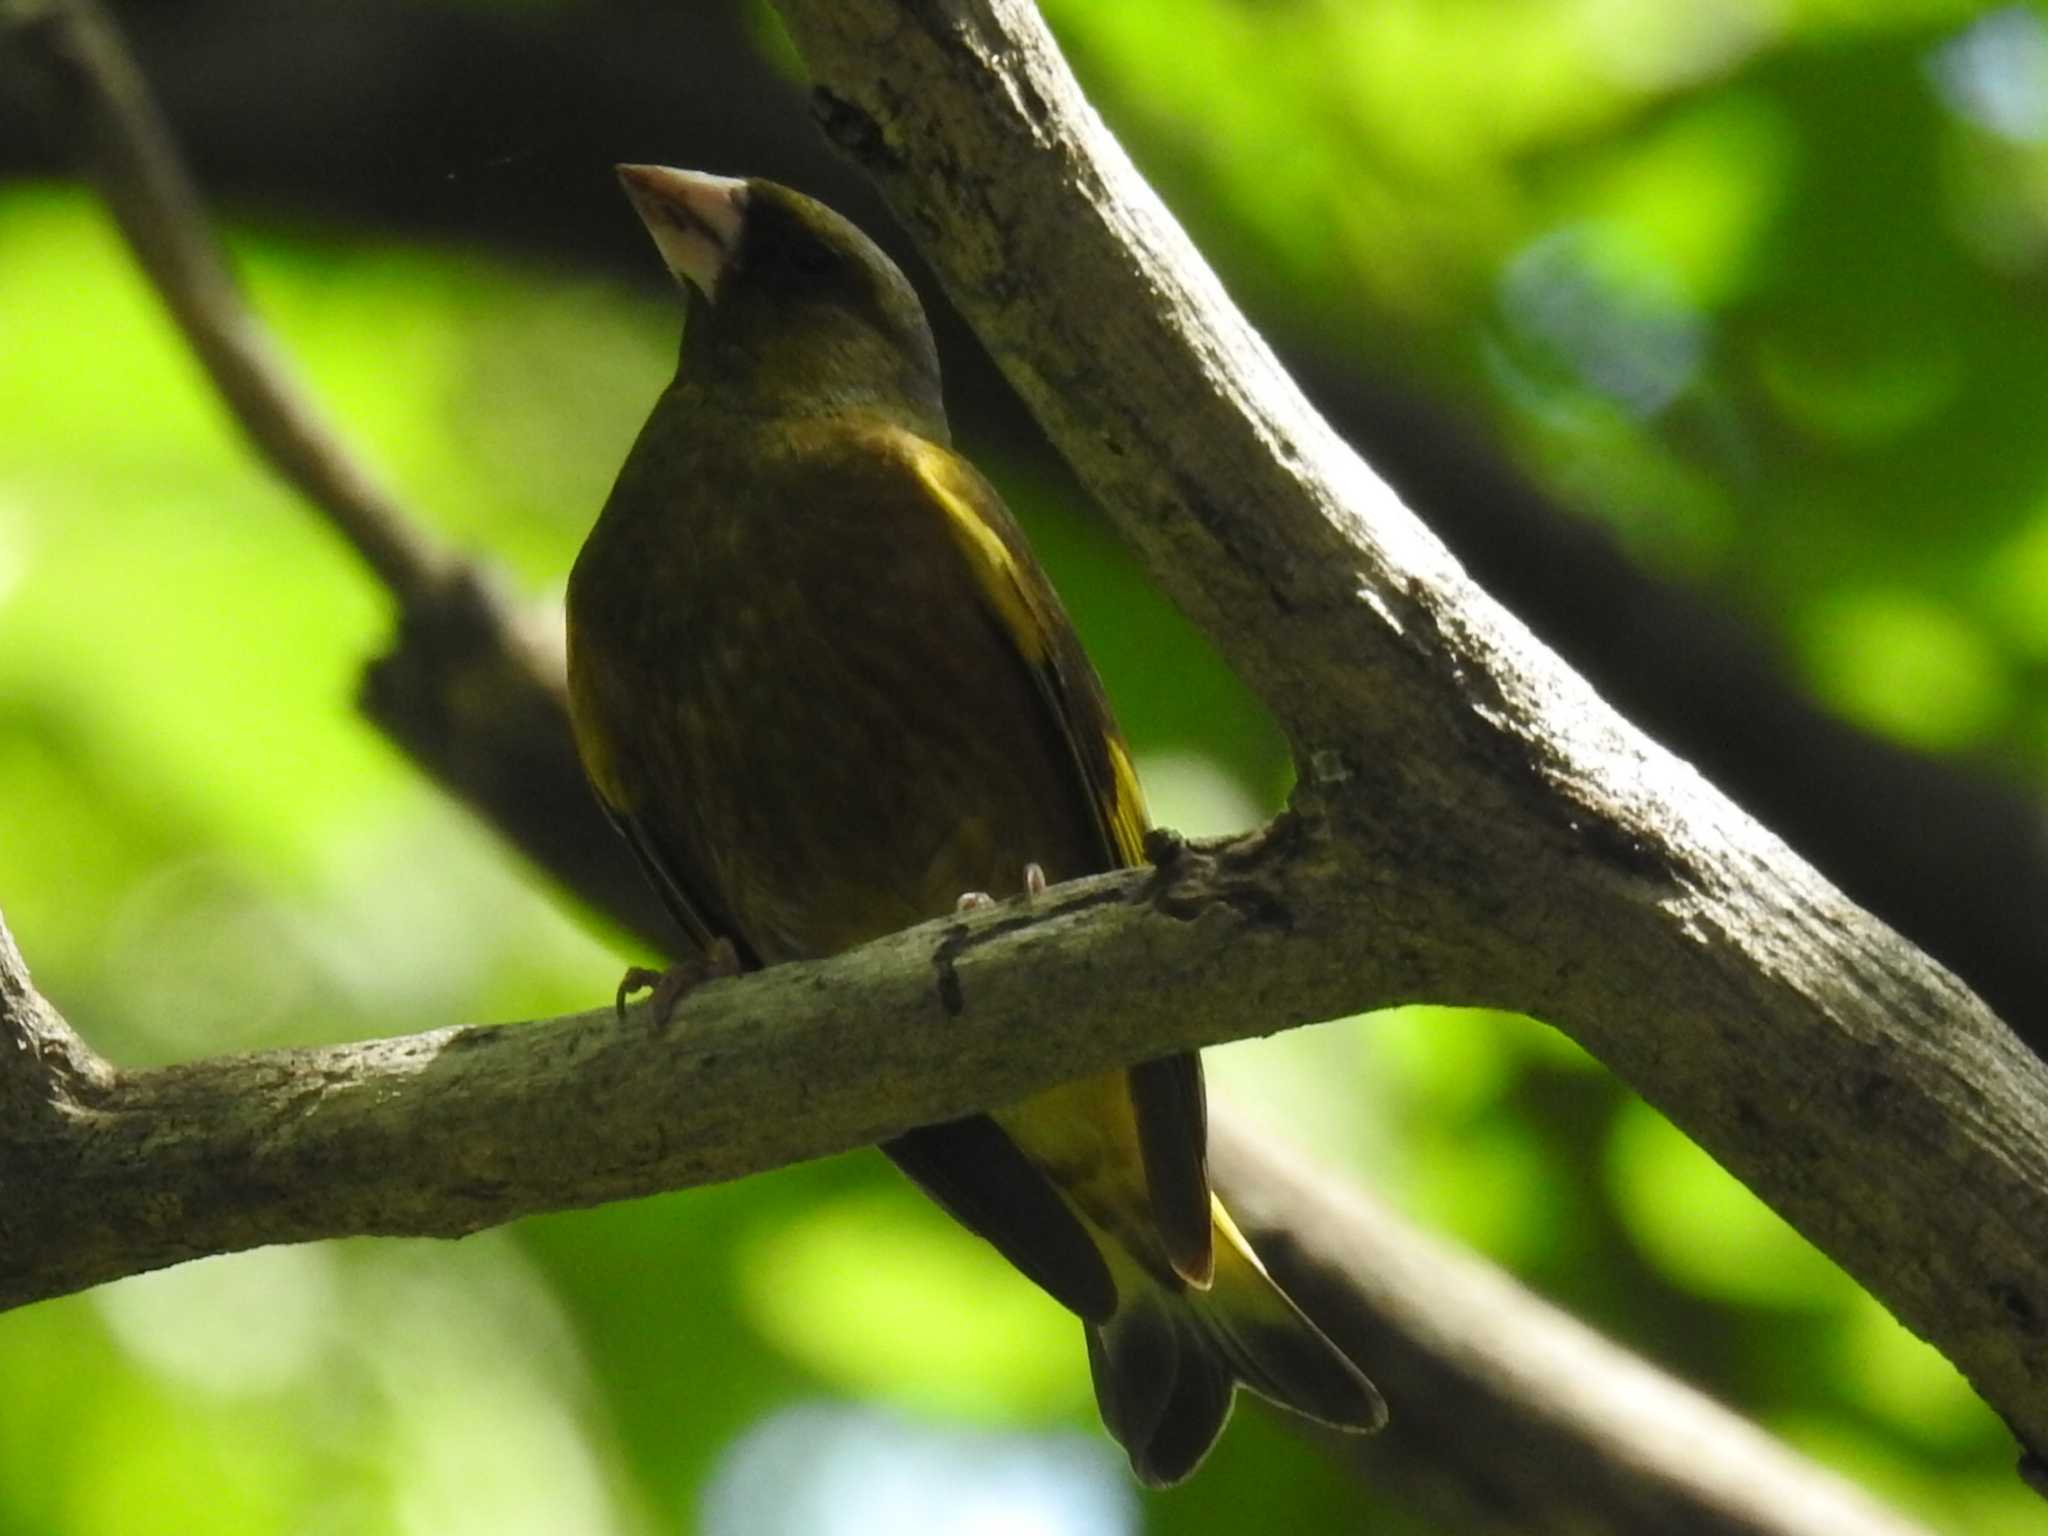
(770, 0, 2048, 1474)
(0, 0, 2027, 1526)
(0, 888, 1942, 1536)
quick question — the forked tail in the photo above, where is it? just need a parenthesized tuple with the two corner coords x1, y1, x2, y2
(1085, 1198, 1386, 1486)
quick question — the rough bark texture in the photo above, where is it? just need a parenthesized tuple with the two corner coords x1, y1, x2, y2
(4, 832, 1383, 1311)
(3, 0, 2044, 1525)
(0, 917, 113, 1125)
(770, 0, 2048, 1471)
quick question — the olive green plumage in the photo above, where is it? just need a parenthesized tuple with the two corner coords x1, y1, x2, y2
(565, 165, 1385, 1485)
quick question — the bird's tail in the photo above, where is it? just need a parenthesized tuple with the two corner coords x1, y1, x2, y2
(1085, 1197, 1386, 1486)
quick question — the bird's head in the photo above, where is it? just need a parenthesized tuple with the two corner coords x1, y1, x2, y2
(617, 165, 946, 438)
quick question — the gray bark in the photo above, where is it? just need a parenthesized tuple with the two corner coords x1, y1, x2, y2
(2, 0, 2042, 1525)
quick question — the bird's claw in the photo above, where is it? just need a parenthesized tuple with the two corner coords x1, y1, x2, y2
(956, 862, 1048, 913)
(614, 936, 742, 1027)
(615, 965, 667, 1020)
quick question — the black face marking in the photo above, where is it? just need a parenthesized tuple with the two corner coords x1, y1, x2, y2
(790, 239, 837, 277)
(684, 179, 945, 427)
(743, 216, 851, 294)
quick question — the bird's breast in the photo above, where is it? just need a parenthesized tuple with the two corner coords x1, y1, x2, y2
(576, 425, 1104, 963)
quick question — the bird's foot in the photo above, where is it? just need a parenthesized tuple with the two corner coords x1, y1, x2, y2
(955, 862, 1048, 912)
(615, 936, 742, 1027)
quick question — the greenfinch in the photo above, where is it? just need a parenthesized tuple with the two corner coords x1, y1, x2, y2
(565, 164, 1385, 1485)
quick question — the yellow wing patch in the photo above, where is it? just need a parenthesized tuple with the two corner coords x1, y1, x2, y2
(1101, 735, 1149, 866)
(909, 440, 1050, 666)
(906, 436, 1151, 872)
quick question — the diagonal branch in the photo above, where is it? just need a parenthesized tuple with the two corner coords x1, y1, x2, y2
(1, 0, 448, 602)
(770, 0, 2048, 1477)
(0, 0, 2030, 1526)
(0, 0, 682, 956)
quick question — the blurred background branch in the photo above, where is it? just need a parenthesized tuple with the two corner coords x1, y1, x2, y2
(1212, 1118, 1933, 1536)
(2, 0, 682, 955)
(0, 0, 449, 602)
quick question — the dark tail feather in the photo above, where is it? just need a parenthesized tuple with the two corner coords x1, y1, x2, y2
(1137, 1339, 1235, 1487)
(1202, 1277, 1385, 1430)
(1128, 1053, 1213, 1285)
(1086, 1296, 1176, 1455)
(1086, 1202, 1385, 1485)
(1206, 1198, 1385, 1430)
(1088, 1293, 1235, 1488)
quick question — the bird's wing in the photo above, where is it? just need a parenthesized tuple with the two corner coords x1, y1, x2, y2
(569, 658, 760, 970)
(883, 1119, 1118, 1323)
(903, 435, 1215, 1287)
(600, 795, 762, 970)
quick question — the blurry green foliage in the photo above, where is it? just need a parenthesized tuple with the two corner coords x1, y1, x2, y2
(1053, 0, 2048, 781)
(4, 1, 2047, 1532)
(733, 1184, 1087, 1419)
(1607, 1097, 1848, 1310)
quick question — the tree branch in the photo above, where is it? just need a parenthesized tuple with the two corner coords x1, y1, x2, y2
(1212, 1118, 1934, 1536)
(0, 887, 1938, 1536)
(0, 0, 450, 603)
(5, 853, 1292, 1311)
(0, 815, 1551, 1311)
(0, 0, 2034, 1525)
(0, 907, 112, 1118)
(770, 0, 2048, 1475)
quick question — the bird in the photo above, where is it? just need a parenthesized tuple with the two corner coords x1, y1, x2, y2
(564, 162, 1386, 1485)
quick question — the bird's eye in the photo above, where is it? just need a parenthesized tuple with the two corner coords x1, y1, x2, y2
(791, 240, 835, 277)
